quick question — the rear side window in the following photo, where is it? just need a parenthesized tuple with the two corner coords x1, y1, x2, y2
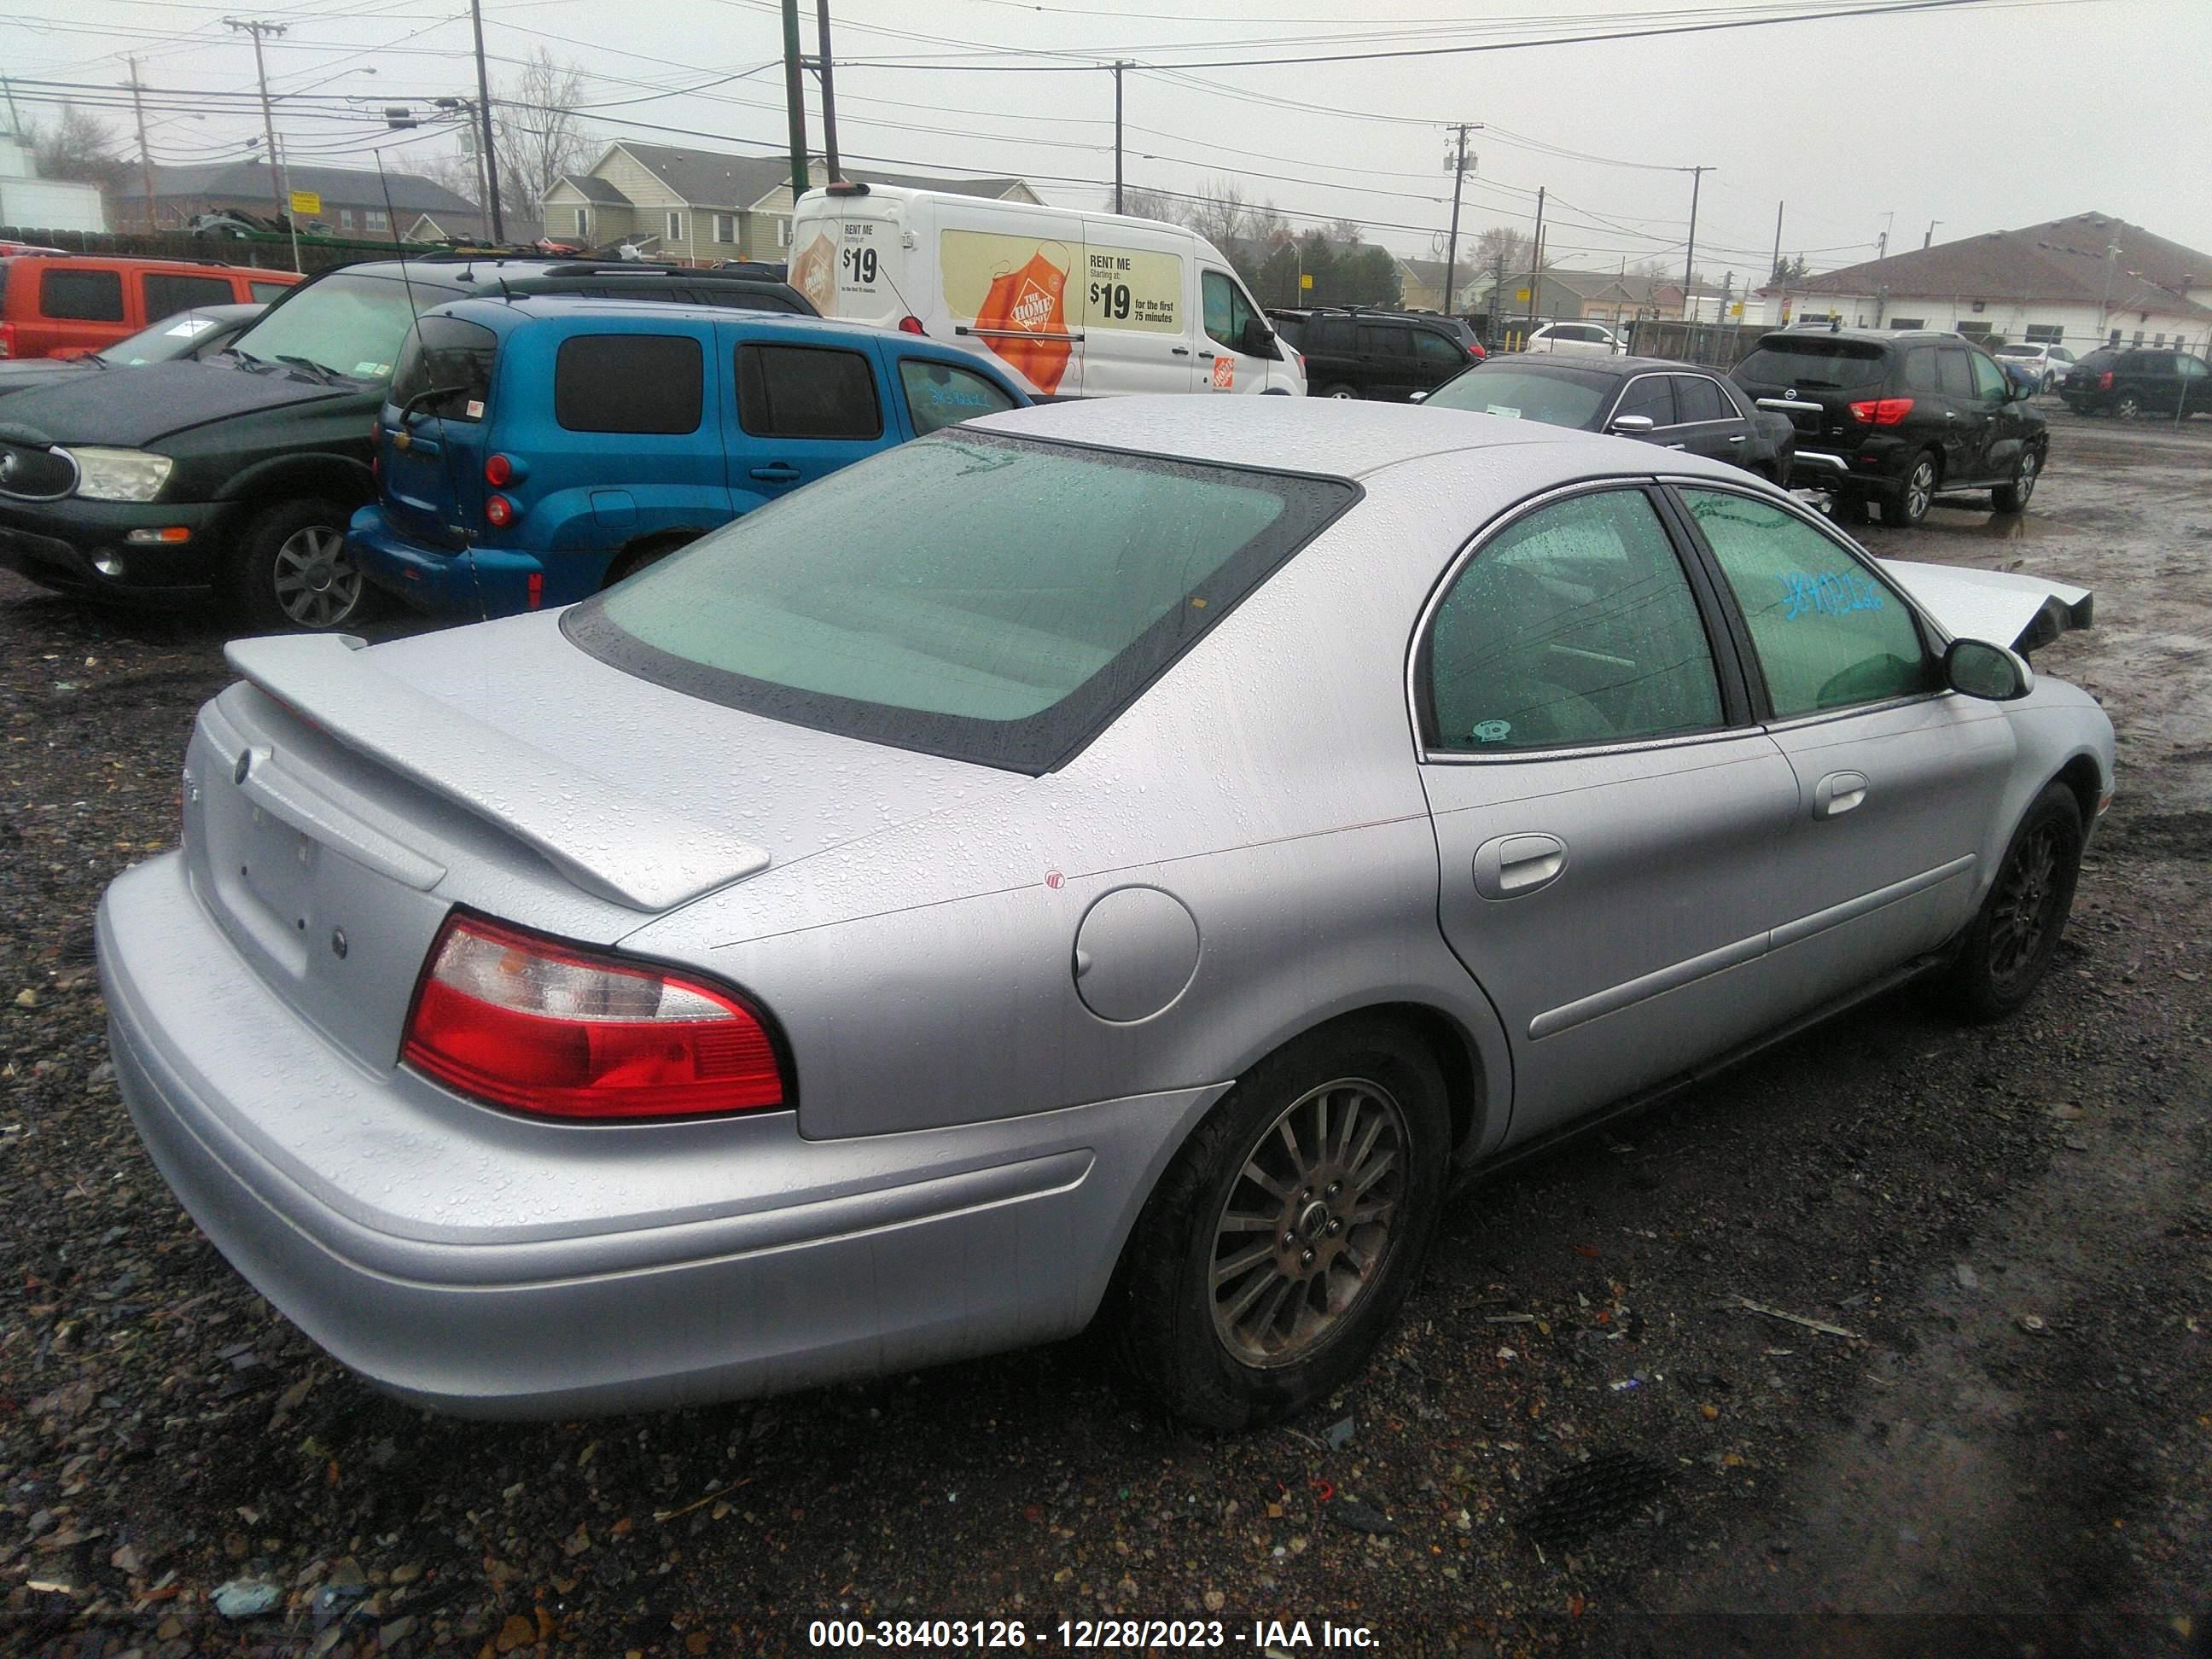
(390, 315, 500, 422)
(1937, 349, 1975, 397)
(1736, 339, 1887, 391)
(1902, 346, 1941, 393)
(1310, 317, 1353, 352)
(1359, 323, 1414, 358)
(40, 268, 125, 323)
(1684, 489, 1930, 717)
(1413, 329, 1464, 365)
(1674, 375, 1730, 423)
(736, 344, 882, 439)
(249, 281, 292, 304)
(554, 334, 704, 434)
(143, 273, 234, 322)
(898, 358, 1016, 436)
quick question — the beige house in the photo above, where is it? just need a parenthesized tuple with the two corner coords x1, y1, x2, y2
(540, 143, 1039, 265)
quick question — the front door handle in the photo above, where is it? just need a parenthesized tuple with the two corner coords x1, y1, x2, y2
(1472, 832, 1568, 899)
(1197, 351, 1216, 360)
(748, 463, 801, 484)
(1812, 771, 1868, 818)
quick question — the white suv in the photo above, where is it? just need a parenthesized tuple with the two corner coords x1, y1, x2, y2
(1523, 321, 1626, 356)
(1992, 341, 2075, 392)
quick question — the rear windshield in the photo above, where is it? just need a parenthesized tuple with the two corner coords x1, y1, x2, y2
(1994, 344, 2040, 357)
(563, 430, 1356, 772)
(2074, 350, 2119, 371)
(1425, 364, 1611, 428)
(389, 314, 500, 421)
(1735, 339, 1888, 391)
(230, 270, 467, 383)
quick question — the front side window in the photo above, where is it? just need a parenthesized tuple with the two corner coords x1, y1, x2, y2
(736, 344, 882, 439)
(1612, 375, 1674, 427)
(1682, 488, 1930, 718)
(143, 273, 233, 323)
(566, 432, 1354, 771)
(1421, 489, 1722, 754)
(1969, 351, 2009, 400)
(1202, 270, 1255, 351)
(553, 333, 703, 434)
(40, 268, 125, 323)
(898, 358, 1017, 436)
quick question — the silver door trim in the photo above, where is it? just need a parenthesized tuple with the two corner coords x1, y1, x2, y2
(1528, 928, 1767, 1039)
(1768, 853, 1975, 950)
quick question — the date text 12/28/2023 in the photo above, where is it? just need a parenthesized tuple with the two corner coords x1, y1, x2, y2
(806, 1617, 1383, 1650)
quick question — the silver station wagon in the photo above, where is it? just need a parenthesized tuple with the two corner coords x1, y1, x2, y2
(98, 399, 2111, 1428)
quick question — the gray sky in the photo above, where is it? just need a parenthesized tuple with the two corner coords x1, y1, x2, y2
(9, 0, 2209, 287)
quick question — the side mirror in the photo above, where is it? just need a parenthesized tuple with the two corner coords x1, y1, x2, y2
(1240, 317, 1277, 358)
(2011, 377, 2037, 401)
(1608, 414, 1656, 435)
(1406, 389, 1428, 403)
(1945, 637, 2034, 701)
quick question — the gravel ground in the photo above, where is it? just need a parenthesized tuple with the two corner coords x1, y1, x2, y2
(0, 406, 2206, 1659)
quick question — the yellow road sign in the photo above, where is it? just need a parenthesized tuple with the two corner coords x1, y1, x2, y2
(1299, 273, 1313, 290)
(289, 190, 322, 217)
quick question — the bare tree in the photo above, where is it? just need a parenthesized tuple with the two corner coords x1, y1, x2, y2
(1178, 177, 1254, 254)
(1323, 217, 1363, 247)
(32, 103, 129, 195)
(405, 145, 484, 207)
(1115, 186, 1184, 224)
(491, 49, 591, 230)
(1472, 224, 1529, 274)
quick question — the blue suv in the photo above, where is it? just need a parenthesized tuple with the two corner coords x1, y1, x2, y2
(349, 296, 1027, 618)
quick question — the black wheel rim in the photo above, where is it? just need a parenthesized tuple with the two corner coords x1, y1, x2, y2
(1208, 1077, 1406, 1369)
(1988, 823, 2064, 992)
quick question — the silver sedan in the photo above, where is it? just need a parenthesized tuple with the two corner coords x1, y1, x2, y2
(98, 399, 2112, 1428)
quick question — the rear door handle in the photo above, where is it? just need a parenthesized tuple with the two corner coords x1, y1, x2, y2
(1170, 346, 1190, 356)
(1472, 832, 1568, 899)
(1812, 771, 1868, 818)
(748, 463, 801, 483)
(1726, 434, 1746, 444)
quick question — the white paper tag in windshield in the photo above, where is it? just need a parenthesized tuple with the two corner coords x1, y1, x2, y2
(166, 317, 217, 337)
(354, 361, 389, 377)
(1486, 405, 1522, 419)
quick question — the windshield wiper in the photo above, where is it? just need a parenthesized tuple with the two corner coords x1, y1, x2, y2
(229, 347, 272, 372)
(274, 354, 341, 385)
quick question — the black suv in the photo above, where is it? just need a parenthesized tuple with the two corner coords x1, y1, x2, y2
(2059, 346, 2211, 420)
(1731, 328, 2047, 528)
(0, 258, 812, 631)
(1269, 307, 1483, 401)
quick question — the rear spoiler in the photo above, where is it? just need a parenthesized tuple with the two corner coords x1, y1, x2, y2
(1876, 560, 2093, 657)
(224, 635, 770, 913)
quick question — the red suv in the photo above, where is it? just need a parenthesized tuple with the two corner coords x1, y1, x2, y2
(0, 255, 301, 361)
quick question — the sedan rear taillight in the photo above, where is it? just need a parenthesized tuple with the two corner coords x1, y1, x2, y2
(0, 322, 14, 359)
(402, 913, 786, 1120)
(1846, 396, 1915, 427)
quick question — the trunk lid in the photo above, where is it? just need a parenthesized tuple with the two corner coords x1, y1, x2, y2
(185, 617, 1020, 1070)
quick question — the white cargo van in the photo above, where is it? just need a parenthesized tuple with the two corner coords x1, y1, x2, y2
(788, 183, 1305, 399)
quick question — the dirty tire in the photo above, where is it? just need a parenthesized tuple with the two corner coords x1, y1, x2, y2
(602, 533, 696, 588)
(1993, 447, 2040, 515)
(1104, 1017, 1451, 1429)
(1944, 782, 2084, 1023)
(1877, 453, 1938, 529)
(1320, 383, 1359, 400)
(227, 497, 367, 632)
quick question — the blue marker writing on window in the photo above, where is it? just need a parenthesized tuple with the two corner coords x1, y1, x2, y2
(1779, 569, 1884, 621)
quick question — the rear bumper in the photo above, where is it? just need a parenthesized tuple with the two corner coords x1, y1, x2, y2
(0, 497, 232, 601)
(98, 853, 1219, 1417)
(347, 504, 548, 619)
(1787, 434, 1914, 497)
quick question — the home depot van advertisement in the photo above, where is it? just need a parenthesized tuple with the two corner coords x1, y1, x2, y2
(940, 230, 1184, 394)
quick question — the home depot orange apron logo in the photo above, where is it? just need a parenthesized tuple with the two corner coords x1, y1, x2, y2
(1211, 355, 1235, 389)
(975, 248, 1073, 393)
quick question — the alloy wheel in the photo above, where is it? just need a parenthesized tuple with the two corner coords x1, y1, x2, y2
(2114, 393, 2143, 420)
(2013, 451, 2039, 505)
(1988, 823, 2063, 991)
(1208, 1078, 1407, 1368)
(271, 525, 364, 630)
(1905, 458, 1936, 522)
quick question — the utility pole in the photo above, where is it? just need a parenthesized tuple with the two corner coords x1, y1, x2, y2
(126, 56, 157, 234)
(225, 17, 290, 235)
(1770, 200, 1784, 279)
(1680, 164, 1709, 320)
(1527, 185, 1545, 329)
(1112, 61, 1126, 213)
(1924, 218, 1941, 249)
(1441, 121, 1480, 318)
(781, 0, 809, 209)
(0, 76, 21, 138)
(2098, 240, 2122, 345)
(814, 0, 841, 183)
(467, 0, 503, 241)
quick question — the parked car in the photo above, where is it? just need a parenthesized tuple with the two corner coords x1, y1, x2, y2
(1268, 307, 1482, 401)
(1731, 328, 2048, 527)
(98, 398, 2109, 1429)
(2058, 346, 2212, 420)
(1521, 321, 1625, 356)
(787, 183, 1304, 397)
(0, 253, 298, 361)
(1420, 353, 1796, 481)
(0, 258, 815, 632)
(0, 304, 263, 402)
(351, 298, 1027, 620)
(1992, 341, 2075, 392)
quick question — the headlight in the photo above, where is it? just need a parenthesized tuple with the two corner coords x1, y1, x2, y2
(72, 447, 174, 503)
